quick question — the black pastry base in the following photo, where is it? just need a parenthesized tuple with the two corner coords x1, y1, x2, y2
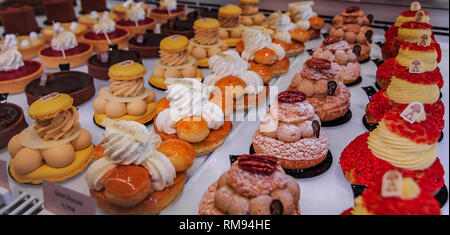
(362, 116, 378, 132)
(321, 110, 352, 127)
(375, 41, 384, 48)
(249, 144, 333, 178)
(351, 184, 367, 198)
(372, 58, 384, 67)
(435, 185, 449, 208)
(375, 82, 381, 90)
(345, 76, 362, 87)
(93, 116, 154, 129)
(438, 131, 444, 143)
(359, 56, 371, 64)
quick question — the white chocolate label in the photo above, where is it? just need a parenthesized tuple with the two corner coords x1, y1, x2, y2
(417, 33, 431, 47)
(101, 118, 149, 143)
(409, 58, 423, 74)
(381, 170, 403, 198)
(119, 60, 134, 67)
(400, 102, 425, 124)
(165, 78, 202, 90)
(40, 92, 59, 102)
(415, 10, 425, 22)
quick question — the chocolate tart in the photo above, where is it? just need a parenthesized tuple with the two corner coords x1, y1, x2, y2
(88, 47, 142, 80)
(0, 102, 28, 149)
(149, 6, 186, 24)
(25, 69, 95, 106)
(43, 0, 77, 25)
(0, 60, 44, 94)
(128, 30, 167, 58)
(0, 0, 45, 15)
(160, 17, 195, 38)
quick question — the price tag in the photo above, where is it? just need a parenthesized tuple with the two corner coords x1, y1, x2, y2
(381, 170, 403, 198)
(43, 180, 96, 215)
(101, 118, 149, 143)
(400, 102, 425, 124)
(409, 59, 423, 74)
(0, 160, 10, 190)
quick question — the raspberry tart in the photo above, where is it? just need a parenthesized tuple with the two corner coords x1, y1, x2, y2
(149, 0, 186, 24)
(115, 2, 156, 36)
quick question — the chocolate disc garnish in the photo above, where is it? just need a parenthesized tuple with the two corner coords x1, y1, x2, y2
(277, 91, 306, 103)
(312, 120, 320, 138)
(365, 30, 373, 41)
(270, 199, 283, 215)
(323, 36, 343, 45)
(327, 81, 337, 96)
(346, 6, 360, 13)
(58, 63, 70, 71)
(353, 45, 361, 57)
(0, 93, 8, 102)
(367, 14, 374, 24)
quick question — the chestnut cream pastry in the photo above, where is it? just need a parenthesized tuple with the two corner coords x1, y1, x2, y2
(288, 1, 325, 39)
(239, 0, 266, 26)
(86, 120, 195, 214)
(8, 93, 94, 184)
(217, 5, 244, 47)
(312, 36, 361, 85)
(205, 50, 266, 112)
(288, 58, 351, 122)
(154, 79, 232, 155)
(199, 154, 300, 215)
(252, 91, 329, 170)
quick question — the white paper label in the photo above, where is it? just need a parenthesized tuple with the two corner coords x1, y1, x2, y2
(409, 58, 423, 74)
(101, 118, 149, 143)
(381, 170, 403, 198)
(417, 33, 431, 47)
(119, 60, 134, 67)
(165, 78, 203, 90)
(40, 92, 59, 102)
(400, 102, 425, 124)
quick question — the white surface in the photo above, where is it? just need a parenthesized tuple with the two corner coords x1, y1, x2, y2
(0, 1, 448, 215)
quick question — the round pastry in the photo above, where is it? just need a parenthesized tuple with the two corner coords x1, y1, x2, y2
(253, 91, 329, 170)
(112, 0, 148, 19)
(288, 58, 351, 122)
(42, 0, 77, 25)
(41, 21, 88, 42)
(312, 36, 361, 85)
(236, 27, 289, 77)
(0, 4, 39, 35)
(115, 2, 156, 36)
(205, 50, 268, 112)
(217, 5, 243, 47)
(199, 154, 300, 215)
(150, 34, 203, 89)
(0, 33, 45, 59)
(80, 0, 108, 14)
(93, 61, 157, 127)
(0, 102, 28, 149)
(342, 173, 441, 215)
(88, 45, 142, 80)
(85, 120, 196, 214)
(8, 93, 94, 184)
(0, 37, 43, 94)
(154, 79, 232, 155)
(239, 0, 266, 27)
(160, 14, 198, 39)
(81, 13, 130, 52)
(186, 7, 218, 19)
(78, 11, 118, 29)
(189, 17, 229, 67)
(340, 106, 445, 194)
(149, 0, 186, 24)
(331, 6, 371, 27)
(288, 1, 324, 39)
(25, 70, 95, 106)
(128, 30, 168, 58)
(267, 11, 309, 56)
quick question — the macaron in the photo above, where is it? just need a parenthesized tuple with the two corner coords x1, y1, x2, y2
(194, 18, 220, 32)
(108, 60, 147, 80)
(160, 34, 190, 52)
(219, 5, 242, 18)
(28, 93, 73, 120)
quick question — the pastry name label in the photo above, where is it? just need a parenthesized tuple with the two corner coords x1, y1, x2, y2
(40, 92, 59, 102)
(0, 160, 10, 190)
(165, 78, 203, 90)
(417, 33, 431, 47)
(400, 102, 425, 124)
(409, 58, 423, 74)
(381, 170, 403, 198)
(102, 118, 149, 143)
(415, 10, 425, 22)
(119, 60, 134, 67)
(43, 180, 96, 215)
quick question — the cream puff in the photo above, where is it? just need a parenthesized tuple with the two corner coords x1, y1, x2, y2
(288, 1, 325, 39)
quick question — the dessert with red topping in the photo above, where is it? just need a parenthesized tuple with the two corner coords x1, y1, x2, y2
(288, 58, 351, 122)
(78, 11, 118, 30)
(115, 2, 156, 36)
(199, 154, 300, 215)
(340, 106, 445, 195)
(39, 27, 93, 68)
(288, 1, 325, 39)
(342, 171, 441, 215)
(112, 0, 148, 19)
(0, 36, 43, 94)
(149, 0, 186, 24)
(252, 91, 329, 171)
(312, 36, 361, 85)
(41, 21, 88, 42)
(0, 33, 45, 60)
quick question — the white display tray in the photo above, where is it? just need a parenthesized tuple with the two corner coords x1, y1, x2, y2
(0, 1, 448, 215)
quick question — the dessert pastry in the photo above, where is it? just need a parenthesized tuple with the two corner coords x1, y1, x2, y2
(376, 32, 441, 89)
(115, 2, 156, 36)
(8, 93, 94, 184)
(0, 4, 39, 35)
(149, 0, 186, 24)
(239, 0, 266, 27)
(112, 0, 148, 19)
(128, 30, 168, 58)
(287, 58, 351, 122)
(252, 91, 329, 170)
(161, 8, 214, 39)
(329, 6, 373, 62)
(267, 11, 309, 56)
(86, 120, 195, 214)
(312, 36, 361, 85)
(342, 171, 441, 215)
(205, 50, 267, 112)
(41, 21, 88, 42)
(25, 69, 95, 106)
(0, 0, 45, 15)
(0, 36, 43, 94)
(81, 13, 130, 52)
(78, 11, 118, 29)
(39, 27, 93, 68)
(0, 33, 45, 59)
(43, 0, 77, 24)
(217, 4, 244, 47)
(340, 105, 445, 195)
(188, 18, 228, 67)
(80, 0, 107, 14)
(88, 45, 142, 80)
(236, 27, 290, 77)
(150, 34, 203, 90)
(154, 79, 232, 155)
(93, 60, 157, 127)
(288, 1, 325, 39)
(199, 154, 300, 215)
(0, 101, 28, 149)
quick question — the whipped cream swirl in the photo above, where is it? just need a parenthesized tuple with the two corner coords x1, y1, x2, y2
(142, 151, 176, 191)
(126, 3, 146, 22)
(160, 0, 177, 11)
(289, 2, 317, 22)
(93, 14, 116, 34)
(241, 28, 272, 61)
(0, 36, 24, 72)
(51, 30, 77, 51)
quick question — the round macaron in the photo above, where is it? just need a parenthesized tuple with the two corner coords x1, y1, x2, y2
(160, 34, 190, 52)
(108, 60, 147, 80)
(194, 18, 221, 32)
(219, 5, 242, 18)
(28, 93, 73, 120)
